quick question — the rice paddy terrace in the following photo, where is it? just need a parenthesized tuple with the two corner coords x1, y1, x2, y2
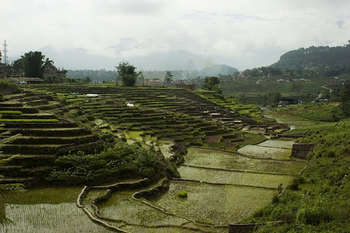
(26, 85, 288, 145)
(0, 91, 100, 185)
(0, 85, 307, 233)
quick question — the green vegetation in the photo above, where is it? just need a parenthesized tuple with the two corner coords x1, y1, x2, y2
(0, 79, 19, 94)
(249, 111, 350, 233)
(202, 76, 221, 93)
(177, 190, 188, 198)
(48, 140, 178, 184)
(276, 103, 345, 122)
(21, 51, 46, 77)
(196, 89, 264, 121)
(164, 71, 174, 86)
(273, 42, 350, 74)
(116, 62, 139, 86)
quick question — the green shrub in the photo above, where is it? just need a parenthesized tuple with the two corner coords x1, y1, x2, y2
(0, 80, 19, 94)
(296, 206, 333, 226)
(177, 190, 188, 198)
(48, 140, 177, 184)
(289, 177, 305, 191)
(272, 194, 279, 204)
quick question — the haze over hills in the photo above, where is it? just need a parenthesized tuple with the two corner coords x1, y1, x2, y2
(67, 64, 239, 81)
(200, 64, 239, 76)
(40, 46, 238, 72)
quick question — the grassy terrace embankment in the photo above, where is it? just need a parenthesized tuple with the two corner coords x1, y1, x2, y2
(248, 104, 350, 233)
(0, 91, 101, 185)
(27, 84, 274, 149)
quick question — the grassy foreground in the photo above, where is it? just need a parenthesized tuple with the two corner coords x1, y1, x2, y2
(249, 106, 350, 233)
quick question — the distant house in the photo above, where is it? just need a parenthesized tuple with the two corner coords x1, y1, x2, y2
(144, 79, 162, 87)
(173, 80, 195, 90)
(278, 98, 299, 107)
(176, 83, 195, 90)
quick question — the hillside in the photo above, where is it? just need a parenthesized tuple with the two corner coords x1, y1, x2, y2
(273, 44, 350, 74)
(250, 106, 350, 233)
(200, 64, 239, 77)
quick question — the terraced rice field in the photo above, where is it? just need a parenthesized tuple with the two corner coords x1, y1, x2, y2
(178, 166, 293, 188)
(1, 86, 306, 232)
(184, 147, 305, 174)
(70, 140, 305, 232)
(0, 92, 100, 184)
(0, 187, 110, 233)
(27, 85, 263, 146)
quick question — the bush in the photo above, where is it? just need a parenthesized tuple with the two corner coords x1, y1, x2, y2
(48, 140, 178, 184)
(0, 80, 19, 94)
(177, 190, 188, 198)
(272, 194, 279, 204)
(296, 206, 333, 226)
(289, 177, 305, 191)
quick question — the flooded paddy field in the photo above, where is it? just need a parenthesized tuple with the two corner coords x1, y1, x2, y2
(153, 182, 274, 226)
(185, 147, 305, 174)
(0, 187, 109, 233)
(1, 140, 306, 232)
(238, 145, 291, 160)
(178, 166, 293, 188)
(258, 140, 294, 149)
(91, 182, 273, 232)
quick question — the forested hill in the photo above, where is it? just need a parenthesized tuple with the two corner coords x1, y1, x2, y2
(273, 43, 350, 73)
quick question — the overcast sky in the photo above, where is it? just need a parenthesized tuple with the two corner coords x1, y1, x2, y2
(2, 0, 350, 70)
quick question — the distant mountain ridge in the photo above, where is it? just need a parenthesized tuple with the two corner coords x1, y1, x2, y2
(199, 64, 239, 77)
(273, 43, 350, 71)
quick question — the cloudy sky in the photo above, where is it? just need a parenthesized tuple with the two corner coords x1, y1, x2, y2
(2, 0, 350, 70)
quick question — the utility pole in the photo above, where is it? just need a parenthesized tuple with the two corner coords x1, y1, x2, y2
(3, 40, 8, 65)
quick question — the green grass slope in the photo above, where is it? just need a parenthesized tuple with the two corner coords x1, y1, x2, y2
(249, 107, 350, 233)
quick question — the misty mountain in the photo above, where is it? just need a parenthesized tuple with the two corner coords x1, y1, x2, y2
(199, 64, 239, 77)
(40, 47, 220, 71)
(127, 50, 215, 71)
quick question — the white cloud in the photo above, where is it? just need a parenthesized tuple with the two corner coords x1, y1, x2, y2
(1, 0, 350, 70)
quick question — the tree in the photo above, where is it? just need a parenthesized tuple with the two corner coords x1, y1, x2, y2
(203, 76, 221, 92)
(84, 76, 91, 83)
(116, 62, 138, 86)
(22, 51, 45, 77)
(266, 92, 281, 106)
(164, 71, 173, 86)
(12, 58, 24, 74)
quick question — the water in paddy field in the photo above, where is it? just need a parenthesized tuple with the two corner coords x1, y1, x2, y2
(0, 187, 110, 233)
(0, 140, 306, 232)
